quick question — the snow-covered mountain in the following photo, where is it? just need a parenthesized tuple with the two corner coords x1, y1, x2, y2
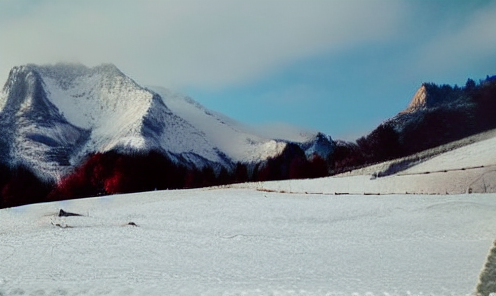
(0, 63, 333, 181)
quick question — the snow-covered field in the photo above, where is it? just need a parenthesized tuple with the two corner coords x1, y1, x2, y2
(0, 188, 495, 296)
(1, 133, 495, 295)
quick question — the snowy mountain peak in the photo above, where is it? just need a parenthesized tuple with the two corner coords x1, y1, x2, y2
(300, 132, 334, 158)
(28, 63, 92, 87)
(0, 65, 88, 180)
(26, 63, 123, 85)
(0, 65, 67, 123)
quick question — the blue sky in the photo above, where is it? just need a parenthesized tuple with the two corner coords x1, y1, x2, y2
(1, 0, 495, 140)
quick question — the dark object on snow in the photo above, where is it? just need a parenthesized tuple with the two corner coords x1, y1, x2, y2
(58, 209, 82, 217)
(53, 223, 73, 228)
(127, 222, 138, 227)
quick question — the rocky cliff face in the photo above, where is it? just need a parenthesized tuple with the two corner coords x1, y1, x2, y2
(403, 84, 428, 112)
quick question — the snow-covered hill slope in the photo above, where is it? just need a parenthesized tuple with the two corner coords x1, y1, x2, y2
(400, 134, 496, 175)
(337, 128, 496, 178)
(1, 63, 332, 180)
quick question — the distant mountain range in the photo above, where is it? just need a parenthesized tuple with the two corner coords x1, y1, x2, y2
(0, 63, 494, 208)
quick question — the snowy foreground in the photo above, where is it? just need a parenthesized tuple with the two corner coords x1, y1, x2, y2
(1, 134, 496, 295)
(1, 188, 495, 296)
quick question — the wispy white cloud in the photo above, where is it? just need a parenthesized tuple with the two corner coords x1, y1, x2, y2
(0, 0, 404, 90)
(251, 121, 318, 142)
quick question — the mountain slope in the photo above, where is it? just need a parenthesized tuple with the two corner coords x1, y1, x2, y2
(151, 87, 288, 163)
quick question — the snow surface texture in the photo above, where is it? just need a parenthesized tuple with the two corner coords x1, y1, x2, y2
(477, 240, 496, 296)
(0, 189, 495, 296)
(1, 132, 496, 295)
(400, 135, 496, 175)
